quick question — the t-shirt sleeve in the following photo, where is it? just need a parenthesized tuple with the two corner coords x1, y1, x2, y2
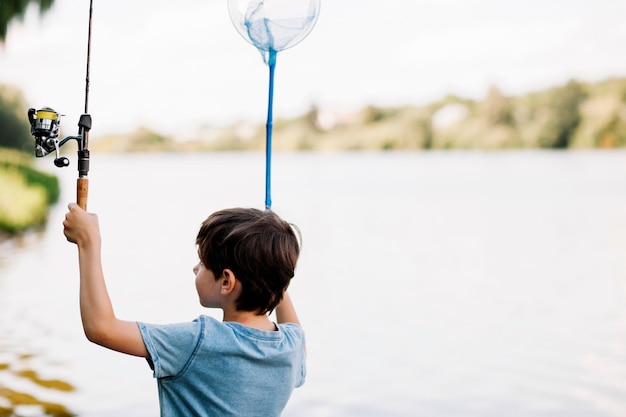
(137, 318, 204, 378)
(280, 323, 307, 388)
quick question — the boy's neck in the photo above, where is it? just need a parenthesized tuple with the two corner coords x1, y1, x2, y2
(223, 309, 276, 331)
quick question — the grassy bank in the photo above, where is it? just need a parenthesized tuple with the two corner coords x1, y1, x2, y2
(0, 148, 60, 235)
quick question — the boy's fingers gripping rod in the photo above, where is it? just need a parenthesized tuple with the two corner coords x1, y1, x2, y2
(28, 0, 94, 210)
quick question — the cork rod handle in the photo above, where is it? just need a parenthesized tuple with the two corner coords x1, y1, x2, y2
(77, 178, 89, 211)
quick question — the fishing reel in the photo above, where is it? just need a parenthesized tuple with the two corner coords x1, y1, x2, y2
(28, 107, 66, 166)
(28, 107, 91, 175)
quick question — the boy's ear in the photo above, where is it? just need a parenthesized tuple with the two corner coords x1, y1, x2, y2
(220, 269, 238, 295)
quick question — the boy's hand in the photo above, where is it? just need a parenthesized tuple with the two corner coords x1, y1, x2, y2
(63, 203, 101, 248)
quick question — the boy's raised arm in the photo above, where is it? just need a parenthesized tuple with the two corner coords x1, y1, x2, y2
(63, 203, 148, 358)
(275, 291, 300, 326)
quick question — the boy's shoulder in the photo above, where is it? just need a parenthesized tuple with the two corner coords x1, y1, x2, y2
(223, 320, 304, 341)
(139, 315, 304, 350)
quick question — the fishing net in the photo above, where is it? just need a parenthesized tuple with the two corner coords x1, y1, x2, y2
(228, 0, 320, 64)
(228, 0, 320, 209)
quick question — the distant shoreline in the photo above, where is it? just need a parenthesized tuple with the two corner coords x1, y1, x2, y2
(91, 77, 626, 153)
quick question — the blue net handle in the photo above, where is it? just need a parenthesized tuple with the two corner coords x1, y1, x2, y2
(265, 49, 277, 210)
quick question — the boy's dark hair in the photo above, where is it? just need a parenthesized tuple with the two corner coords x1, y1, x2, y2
(196, 208, 301, 315)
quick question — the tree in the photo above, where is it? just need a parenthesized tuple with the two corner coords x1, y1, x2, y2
(0, 84, 33, 151)
(483, 85, 513, 126)
(0, 0, 55, 41)
(539, 80, 587, 149)
(1, 1, 56, 151)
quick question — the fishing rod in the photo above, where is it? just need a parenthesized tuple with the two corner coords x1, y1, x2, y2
(28, 0, 94, 210)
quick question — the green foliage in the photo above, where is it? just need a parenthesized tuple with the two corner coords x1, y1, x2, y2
(483, 85, 514, 126)
(538, 80, 587, 149)
(0, 0, 55, 41)
(595, 113, 626, 148)
(360, 106, 387, 124)
(0, 147, 59, 234)
(0, 84, 33, 152)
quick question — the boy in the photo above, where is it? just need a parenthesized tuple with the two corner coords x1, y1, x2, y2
(63, 204, 306, 417)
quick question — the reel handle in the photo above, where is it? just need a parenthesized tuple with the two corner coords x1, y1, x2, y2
(54, 157, 70, 167)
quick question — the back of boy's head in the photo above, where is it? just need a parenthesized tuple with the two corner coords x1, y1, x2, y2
(196, 208, 301, 314)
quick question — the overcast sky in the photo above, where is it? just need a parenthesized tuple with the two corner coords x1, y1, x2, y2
(1, 0, 626, 137)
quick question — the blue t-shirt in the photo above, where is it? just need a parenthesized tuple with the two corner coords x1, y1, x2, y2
(137, 316, 306, 417)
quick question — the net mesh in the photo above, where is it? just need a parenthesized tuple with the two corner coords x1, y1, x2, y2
(228, 0, 320, 63)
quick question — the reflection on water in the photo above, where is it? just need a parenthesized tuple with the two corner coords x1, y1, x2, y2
(0, 387, 74, 417)
(1, 222, 81, 416)
(0, 345, 75, 417)
(1, 151, 626, 417)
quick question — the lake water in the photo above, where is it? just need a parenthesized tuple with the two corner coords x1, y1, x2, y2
(1, 150, 626, 417)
